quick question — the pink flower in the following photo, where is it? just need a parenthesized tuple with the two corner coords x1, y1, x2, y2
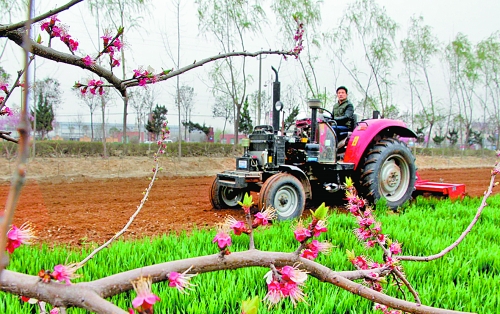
(6, 223, 36, 253)
(389, 241, 402, 255)
(111, 57, 120, 68)
(308, 239, 332, 255)
(281, 282, 306, 306)
(82, 55, 95, 66)
(263, 280, 284, 305)
(293, 224, 311, 242)
(101, 34, 113, 46)
(351, 255, 369, 270)
(138, 78, 147, 86)
(168, 266, 197, 293)
(131, 276, 160, 312)
(280, 265, 308, 285)
(253, 206, 276, 227)
(51, 263, 81, 285)
(40, 21, 50, 31)
(50, 308, 59, 314)
(310, 219, 327, 237)
(113, 38, 123, 50)
(300, 248, 317, 260)
(0, 82, 8, 93)
(51, 25, 61, 38)
(212, 227, 231, 250)
(263, 265, 308, 307)
(354, 227, 372, 241)
(67, 38, 79, 51)
(1, 106, 12, 116)
(224, 216, 248, 235)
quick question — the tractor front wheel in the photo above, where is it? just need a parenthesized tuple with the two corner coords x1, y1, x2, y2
(360, 138, 416, 210)
(258, 173, 305, 221)
(210, 177, 245, 209)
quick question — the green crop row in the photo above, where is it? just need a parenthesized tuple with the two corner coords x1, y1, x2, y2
(1, 195, 499, 313)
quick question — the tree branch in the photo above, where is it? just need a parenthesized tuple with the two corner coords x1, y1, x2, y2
(0, 0, 84, 33)
(399, 163, 499, 262)
(1, 250, 471, 314)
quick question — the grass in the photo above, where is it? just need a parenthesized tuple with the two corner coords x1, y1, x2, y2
(1, 195, 499, 313)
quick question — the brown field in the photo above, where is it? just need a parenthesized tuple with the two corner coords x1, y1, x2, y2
(0, 155, 497, 247)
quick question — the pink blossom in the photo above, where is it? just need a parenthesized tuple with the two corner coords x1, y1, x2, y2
(138, 78, 147, 86)
(263, 280, 284, 305)
(111, 57, 120, 68)
(51, 263, 81, 285)
(293, 224, 311, 242)
(101, 34, 113, 46)
(1, 106, 12, 116)
(354, 227, 372, 241)
(133, 69, 143, 78)
(113, 38, 123, 50)
(253, 206, 276, 227)
(6, 223, 36, 253)
(389, 241, 402, 255)
(131, 276, 160, 312)
(308, 239, 332, 255)
(280, 265, 308, 285)
(82, 55, 95, 66)
(51, 25, 62, 38)
(281, 281, 306, 306)
(366, 240, 377, 248)
(212, 228, 231, 250)
(300, 249, 317, 260)
(224, 216, 248, 235)
(310, 219, 327, 237)
(67, 38, 79, 51)
(168, 266, 196, 293)
(0, 82, 8, 93)
(40, 22, 50, 31)
(358, 216, 375, 228)
(50, 308, 59, 314)
(263, 265, 308, 307)
(351, 255, 369, 270)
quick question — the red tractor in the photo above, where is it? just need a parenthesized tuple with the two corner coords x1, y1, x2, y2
(210, 86, 465, 220)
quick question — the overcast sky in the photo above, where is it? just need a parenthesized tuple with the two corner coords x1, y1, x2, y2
(2, 0, 500, 130)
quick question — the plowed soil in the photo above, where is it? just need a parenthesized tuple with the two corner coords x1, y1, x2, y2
(1, 155, 498, 247)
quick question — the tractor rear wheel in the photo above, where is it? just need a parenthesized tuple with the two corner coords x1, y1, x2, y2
(360, 138, 416, 210)
(209, 177, 245, 209)
(258, 173, 305, 221)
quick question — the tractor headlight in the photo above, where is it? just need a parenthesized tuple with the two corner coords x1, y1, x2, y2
(237, 158, 248, 170)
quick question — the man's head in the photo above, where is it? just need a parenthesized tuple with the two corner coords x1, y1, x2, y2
(336, 86, 348, 103)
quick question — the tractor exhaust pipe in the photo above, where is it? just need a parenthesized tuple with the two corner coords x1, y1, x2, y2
(308, 99, 322, 143)
(271, 66, 281, 134)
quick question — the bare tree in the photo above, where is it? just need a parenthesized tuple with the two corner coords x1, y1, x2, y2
(175, 84, 195, 141)
(325, 0, 398, 117)
(75, 87, 99, 140)
(400, 16, 441, 147)
(444, 33, 479, 147)
(129, 86, 157, 142)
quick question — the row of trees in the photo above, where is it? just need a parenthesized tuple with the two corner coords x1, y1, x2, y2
(207, 0, 499, 150)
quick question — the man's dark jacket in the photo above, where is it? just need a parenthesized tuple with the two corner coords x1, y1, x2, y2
(332, 99, 354, 130)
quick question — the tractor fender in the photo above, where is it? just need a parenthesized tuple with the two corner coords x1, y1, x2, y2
(278, 165, 312, 200)
(343, 119, 417, 170)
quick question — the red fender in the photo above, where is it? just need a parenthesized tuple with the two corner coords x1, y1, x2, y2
(343, 119, 417, 170)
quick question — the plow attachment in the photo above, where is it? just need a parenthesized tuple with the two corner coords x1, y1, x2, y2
(413, 173, 466, 200)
